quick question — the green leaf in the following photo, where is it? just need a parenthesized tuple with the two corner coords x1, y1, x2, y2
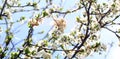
(33, 2, 37, 7)
(118, 29, 120, 33)
(20, 16, 25, 21)
(0, 16, 3, 20)
(5, 35, 13, 45)
(5, 35, 12, 45)
(96, 42, 100, 47)
(42, 11, 48, 17)
(9, 35, 13, 40)
(94, 24, 99, 30)
(60, 45, 64, 50)
(111, 4, 115, 7)
(70, 31, 76, 36)
(24, 47, 30, 54)
(76, 16, 81, 23)
(27, 22, 32, 28)
(103, 3, 106, 5)
(79, 49, 84, 52)
(31, 50, 36, 55)
(59, 8, 63, 11)
(0, 48, 2, 53)
(11, 52, 18, 59)
(27, 2, 32, 5)
(91, 42, 100, 48)
(43, 40, 48, 46)
(91, 11, 96, 14)
(18, 3, 21, 6)
(97, 4, 100, 9)
(35, 14, 40, 19)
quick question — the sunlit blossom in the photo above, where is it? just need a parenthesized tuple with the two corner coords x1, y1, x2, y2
(28, 18, 42, 27)
(4, 9, 12, 19)
(54, 18, 66, 32)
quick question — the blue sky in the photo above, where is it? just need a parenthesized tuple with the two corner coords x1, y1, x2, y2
(0, 0, 120, 59)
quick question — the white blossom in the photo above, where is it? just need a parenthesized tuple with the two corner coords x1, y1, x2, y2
(4, 9, 12, 19)
(36, 50, 51, 59)
(34, 4, 40, 10)
(66, 51, 74, 58)
(42, 52, 51, 59)
(35, 50, 45, 57)
(52, 44, 57, 50)
(54, 18, 66, 32)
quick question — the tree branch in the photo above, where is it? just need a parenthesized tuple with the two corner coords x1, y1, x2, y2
(70, 0, 92, 58)
(0, 0, 8, 16)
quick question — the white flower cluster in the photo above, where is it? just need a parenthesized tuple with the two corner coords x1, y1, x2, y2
(7, 0, 20, 5)
(35, 50, 51, 59)
(28, 18, 42, 27)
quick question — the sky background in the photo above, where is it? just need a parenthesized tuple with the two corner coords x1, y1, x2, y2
(0, 0, 120, 59)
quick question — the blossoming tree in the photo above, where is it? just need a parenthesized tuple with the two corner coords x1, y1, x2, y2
(0, 0, 120, 59)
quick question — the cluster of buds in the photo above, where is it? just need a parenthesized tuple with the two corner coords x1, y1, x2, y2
(54, 18, 66, 32)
